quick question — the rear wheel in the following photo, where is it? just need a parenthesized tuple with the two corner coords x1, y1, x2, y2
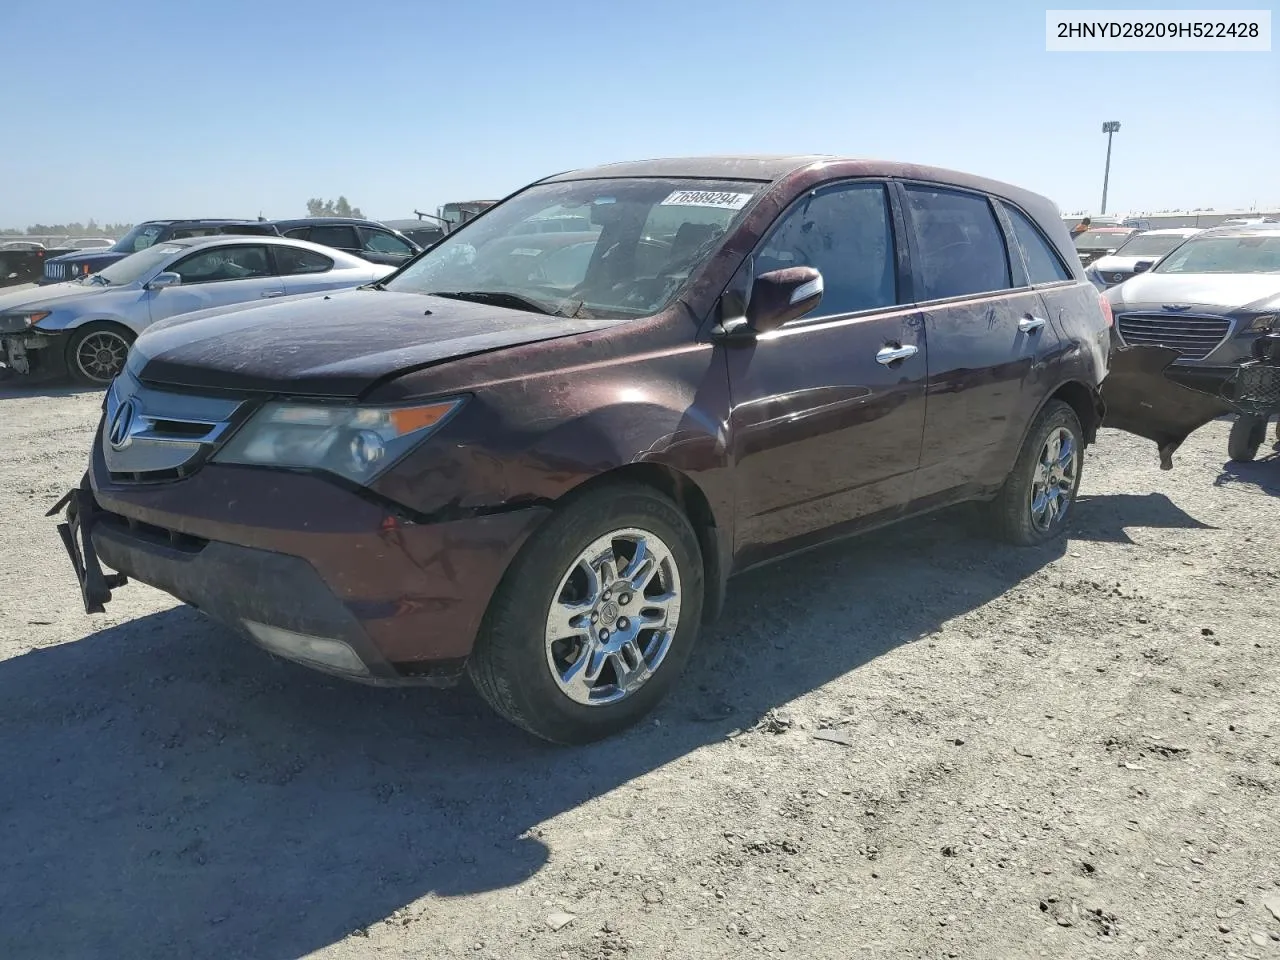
(1228, 415, 1267, 463)
(987, 400, 1084, 546)
(468, 483, 704, 744)
(66, 322, 134, 386)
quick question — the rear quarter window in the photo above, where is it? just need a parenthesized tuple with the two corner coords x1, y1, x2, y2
(1001, 202, 1071, 284)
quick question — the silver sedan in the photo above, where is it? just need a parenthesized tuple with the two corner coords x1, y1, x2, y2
(0, 235, 396, 385)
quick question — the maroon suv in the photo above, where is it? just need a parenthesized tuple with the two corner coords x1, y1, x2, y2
(56, 156, 1116, 743)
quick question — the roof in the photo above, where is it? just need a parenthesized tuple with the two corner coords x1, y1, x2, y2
(265, 217, 389, 228)
(1136, 227, 1203, 236)
(543, 155, 836, 183)
(139, 218, 260, 226)
(155, 234, 358, 252)
(1195, 223, 1280, 238)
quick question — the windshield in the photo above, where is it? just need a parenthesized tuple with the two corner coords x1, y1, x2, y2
(95, 243, 182, 285)
(384, 178, 764, 318)
(112, 223, 166, 254)
(1112, 233, 1191, 258)
(1155, 235, 1280, 274)
(1075, 230, 1133, 251)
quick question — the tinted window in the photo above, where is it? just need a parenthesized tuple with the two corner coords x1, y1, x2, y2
(170, 245, 272, 284)
(308, 226, 359, 249)
(283, 228, 310, 240)
(361, 229, 413, 256)
(1002, 203, 1070, 283)
(904, 186, 1012, 300)
(755, 182, 898, 317)
(169, 228, 219, 240)
(274, 246, 334, 275)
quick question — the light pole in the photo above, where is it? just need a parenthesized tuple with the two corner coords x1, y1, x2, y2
(1100, 121, 1121, 215)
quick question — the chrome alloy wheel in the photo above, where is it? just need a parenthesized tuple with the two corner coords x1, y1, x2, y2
(544, 527, 682, 706)
(75, 330, 130, 383)
(1030, 426, 1079, 532)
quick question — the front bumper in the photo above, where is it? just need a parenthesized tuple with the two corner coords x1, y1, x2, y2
(72, 433, 549, 684)
(0, 329, 68, 380)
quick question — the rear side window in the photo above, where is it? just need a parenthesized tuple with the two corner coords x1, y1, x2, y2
(308, 225, 359, 250)
(284, 227, 310, 240)
(275, 247, 334, 275)
(1002, 203, 1070, 283)
(903, 185, 1012, 300)
(755, 182, 899, 317)
(360, 229, 413, 256)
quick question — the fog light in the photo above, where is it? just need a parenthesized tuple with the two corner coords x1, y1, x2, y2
(242, 621, 369, 675)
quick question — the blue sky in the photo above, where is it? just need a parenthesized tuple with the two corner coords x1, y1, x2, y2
(2, 0, 1275, 226)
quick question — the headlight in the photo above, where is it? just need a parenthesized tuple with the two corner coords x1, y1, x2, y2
(1244, 314, 1275, 333)
(214, 398, 464, 484)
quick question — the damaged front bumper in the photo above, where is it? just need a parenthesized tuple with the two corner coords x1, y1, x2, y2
(47, 479, 129, 614)
(1100, 345, 1236, 468)
(1, 330, 66, 380)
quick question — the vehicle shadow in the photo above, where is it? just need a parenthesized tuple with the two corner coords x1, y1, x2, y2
(0, 497, 1203, 960)
(1214, 444, 1280, 495)
(0, 378, 100, 399)
(1069, 492, 1217, 544)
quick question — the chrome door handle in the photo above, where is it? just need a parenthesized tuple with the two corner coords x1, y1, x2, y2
(1019, 315, 1047, 333)
(876, 344, 918, 365)
(260, 291, 286, 299)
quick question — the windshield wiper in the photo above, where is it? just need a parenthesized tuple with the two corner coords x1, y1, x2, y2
(427, 290, 560, 316)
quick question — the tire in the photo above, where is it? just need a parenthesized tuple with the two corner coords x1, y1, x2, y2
(65, 322, 135, 386)
(468, 482, 704, 744)
(1228, 415, 1266, 463)
(987, 400, 1085, 546)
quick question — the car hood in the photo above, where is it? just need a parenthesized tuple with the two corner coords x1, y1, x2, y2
(0, 280, 121, 312)
(1108, 273, 1280, 312)
(130, 288, 630, 396)
(47, 249, 125, 265)
(1090, 254, 1150, 272)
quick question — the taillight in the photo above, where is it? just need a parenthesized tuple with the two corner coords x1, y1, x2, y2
(1098, 293, 1113, 327)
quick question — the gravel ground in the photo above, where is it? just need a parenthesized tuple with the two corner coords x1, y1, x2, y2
(0, 384, 1277, 960)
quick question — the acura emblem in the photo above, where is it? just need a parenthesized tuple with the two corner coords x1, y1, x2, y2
(1163, 304, 1192, 312)
(107, 397, 139, 450)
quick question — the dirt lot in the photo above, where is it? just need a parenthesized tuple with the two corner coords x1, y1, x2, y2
(0, 385, 1277, 960)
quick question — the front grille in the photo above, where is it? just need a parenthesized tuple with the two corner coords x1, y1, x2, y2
(103, 370, 245, 482)
(44, 262, 65, 281)
(1116, 312, 1233, 361)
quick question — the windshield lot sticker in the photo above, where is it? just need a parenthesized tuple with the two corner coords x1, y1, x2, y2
(659, 190, 753, 210)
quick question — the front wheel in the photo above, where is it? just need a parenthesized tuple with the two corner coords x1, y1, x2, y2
(468, 483, 704, 744)
(1228, 415, 1267, 463)
(987, 400, 1085, 546)
(65, 322, 134, 386)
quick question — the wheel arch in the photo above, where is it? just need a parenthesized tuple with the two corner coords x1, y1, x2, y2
(552, 461, 728, 625)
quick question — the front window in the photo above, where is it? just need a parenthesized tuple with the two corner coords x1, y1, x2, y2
(95, 243, 184, 285)
(1075, 230, 1131, 252)
(1154, 235, 1280, 275)
(1112, 233, 1192, 258)
(384, 178, 764, 318)
(112, 223, 166, 253)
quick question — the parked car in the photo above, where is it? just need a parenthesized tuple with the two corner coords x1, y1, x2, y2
(264, 218, 422, 267)
(1, 235, 392, 384)
(1074, 226, 1138, 267)
(1084, 228, 1201, 289)
(55, 155, 1124, 744)
(1106, 224, 1280, 372)
(1, 239, 78, 288)
(67, 238, 117, 250)
(40, 219, 277, 284)
(383, 218, 447, 249)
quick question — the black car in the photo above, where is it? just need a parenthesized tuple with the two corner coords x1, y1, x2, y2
(262, 218, 422, 267)
(40, 219, 276, 284)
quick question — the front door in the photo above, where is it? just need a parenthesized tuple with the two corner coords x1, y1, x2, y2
(725, 181, 928, 568)
(148, 243, 285, 324)
(897, 183, 1056, 507)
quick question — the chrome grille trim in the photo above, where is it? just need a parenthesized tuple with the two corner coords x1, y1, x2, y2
(1115, 312, 1234, 362)
(102, 370, 245, 478)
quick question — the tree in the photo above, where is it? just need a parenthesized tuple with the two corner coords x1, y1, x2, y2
(306, 196, 364, 218)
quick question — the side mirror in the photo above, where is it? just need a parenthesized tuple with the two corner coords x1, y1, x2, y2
(148, 271, 181, 290)
(1132, 260, 1153, 274)
(744, 267, 823, 334)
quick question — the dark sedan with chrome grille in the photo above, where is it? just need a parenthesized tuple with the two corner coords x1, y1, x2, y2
(1106, 225, 1280, 371)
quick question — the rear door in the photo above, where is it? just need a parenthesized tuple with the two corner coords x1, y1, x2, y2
(725, 180, 928, 566)
(898, 183, 1057, 509)
(147, 243, 285, 323)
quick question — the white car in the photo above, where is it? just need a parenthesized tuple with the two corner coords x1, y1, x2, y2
(0, 235, 394, 385)
(1084, 228, 1202, 290)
